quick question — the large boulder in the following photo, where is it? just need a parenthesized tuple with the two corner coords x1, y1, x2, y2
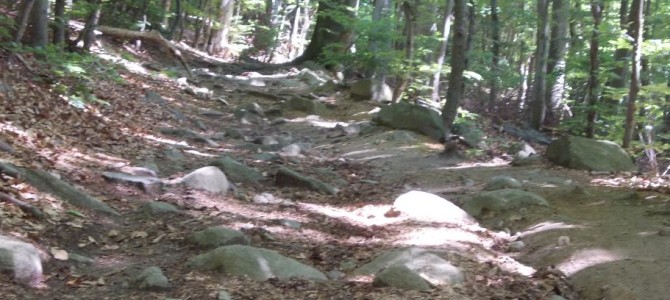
(546, 135, 635, 172)
(463, 189, 549, 217)
(187, 245, 327, 281)
(175, 166, 231, 194)
(392, 191, 474, 224)
(350, 79, 393, 102)
(373, 102, 445, 141)
(353, 247, 463, 289)
(210, 156, 263, 184)
(0, 235, 43, 287)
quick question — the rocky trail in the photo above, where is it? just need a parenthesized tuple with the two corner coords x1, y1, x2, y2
(1, 44, 669, 300)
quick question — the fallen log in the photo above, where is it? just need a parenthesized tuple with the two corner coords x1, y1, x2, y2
(96, 26, 193, 78)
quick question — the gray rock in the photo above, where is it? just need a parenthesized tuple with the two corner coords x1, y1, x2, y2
(353, 247, 463, 287)
(275, 166, 338, 195)
(327, 270, 346, 280)
(234, 109, 264, 125)
(68, 253, 95, 264)
(278, 219, 302, 229)
(280, 144, 302, 157)
(187, 245, 327, 281)
(501, 124, 552, 145)
(0, 138, 15, 153)
(0, 163, 119, 216)
(254, 152, 280, 161)
(372, 265, 431, 291)
(102, 172, 162, 193)
(0, 235, 43, 286)
(483, 175, 523, 191)
(546, 135, 635, 172)
(282, 96, 328, 115)
(373, 102, 445, 141)
(140, 201, 179, 215)
(226, 128, 248, 140)
(255, 136, 279, 146)
(164, 148, 185, 161)
(159, 127, 202, 139)
(507, 240, 525, 252)
(133, 266, 169, 290)
(125, 167, 158, 177)
(350, 79, 393, 102)
(333, 123, 360, 136)
(217, 290, 233, 300)
(244, 102, 265, 117)
(189, 227, 250, 248)
(392, 191, 474, 224)
(300, 69, 327, 86)
(252, 192, 281, 204)
(463, 189, 549, 217)
(387, 130, 419, 143)
(452, 122, 484, 147)
(210, 156, 263, 184)
(175, 166, 230, 194)
(515, 142, 537, 158)
(199, 109, 226, 118)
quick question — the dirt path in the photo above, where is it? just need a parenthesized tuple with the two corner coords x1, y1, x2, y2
(2, 49, 668, 299)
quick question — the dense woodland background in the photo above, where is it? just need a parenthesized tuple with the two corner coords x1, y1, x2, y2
(4, 0, 670, 152)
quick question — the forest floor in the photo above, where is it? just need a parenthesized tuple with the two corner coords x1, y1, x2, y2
(1, 39, 670, 300)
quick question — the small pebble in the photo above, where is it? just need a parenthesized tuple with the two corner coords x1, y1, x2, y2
(508, 240, 525, 252)
(557, 235, 571, 246)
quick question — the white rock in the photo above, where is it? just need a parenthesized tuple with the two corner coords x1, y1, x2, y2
(178, 166, 230, 194)
(392, 191, 474, 224)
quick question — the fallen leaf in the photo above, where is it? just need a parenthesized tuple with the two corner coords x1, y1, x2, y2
(50, 247, 69, 260)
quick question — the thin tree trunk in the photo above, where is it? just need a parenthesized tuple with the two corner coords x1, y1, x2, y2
(13, 0, 36, 43)
(464, 0, 475, 69)
(161, 0, 171, 30)
(288, 1, 302, 58)
(441, 0, 468, 148)
(604, 0, 629, 107)
(391, 2, 416, 103)
(488, 0, 500, 111)
(431, 0, 454, 103)
(623, 0, 644, 148)
(52, 0, 67, 46)
(585, 0, 603, 138)
(529, 0, 550, 129)
(167, 0, 181, 40)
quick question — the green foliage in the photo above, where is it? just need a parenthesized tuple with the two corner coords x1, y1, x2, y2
(0, 15, 14, 42)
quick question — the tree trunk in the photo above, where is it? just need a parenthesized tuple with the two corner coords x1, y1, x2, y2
(369, 0, 392, 102)
(288, 0, 302, 58)
(604, 0, 629, 107)
(464, 0, 475, 69)
(488, 0, 500, 111)
(209, 0, 235, 55)
(622, 0, 644, 148)
(529, 0, 550, 129)
(161, 0, 171, 30)
(28, 0, 49, 47)
(13, 0, 36, 44)
(391, 2, 416, 103)
(291, 0, 355, 69)
(544, 0, 570, 122)
(441, 0, 468, 150)
(585, 0, 603, 138)
(81, 0, 102, 51)
(166, 0, 181, 40)
(52, 0, 69, 46)
(431, 0, 454, 103)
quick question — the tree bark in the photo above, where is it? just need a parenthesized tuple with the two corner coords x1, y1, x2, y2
(431, 0, 454, 103)
(464, 0, 475, 69)
(52, 0, 70, 46)
(622, 0, 644, 148)
(441, 0, 468, 150)
(13, 0, 36, 44)
(529, 0, 550, 129)
(391, 2, 416, 103)
(544, 0, 570, 121)
(291, 0, 355, 69)
(604, 0, 629, 107)
(209, 0, 235, 55)
(488, 0, 500, 111)
(28, 0, 49, 47)
(585, 0, 603, 138)
(81, 0, 102, 51)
